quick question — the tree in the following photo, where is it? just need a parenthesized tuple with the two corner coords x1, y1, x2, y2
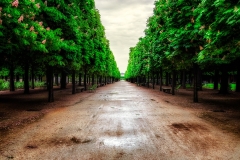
(0, 0, 120, 101)
(197, 0, 240, 94)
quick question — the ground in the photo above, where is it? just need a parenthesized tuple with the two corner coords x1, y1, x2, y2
(0, 81, 240, 159)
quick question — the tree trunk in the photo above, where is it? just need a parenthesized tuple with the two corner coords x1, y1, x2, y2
(105, 76, 107, 85)
(236, 68, 240, 92)
(78, 73, 81, 86)
(16, 75, 19, 82)
(148, 72, 150, 88)
(193, 64, 198, 102)
(214, 69, 219, 90)
(38, 76, 41, 82)
(182, 70, 186, 89)
(179, 71, 182, 85)
(24, 63, 29, 94)
(188, 71, 192, 85)
(219, 67, 229, 94)
(61, 70, 67, 89)
(9, 65, 15, 92)
(55, 74, 58, 86)
(31, 67, 34, 89)
(46, 69, 49, 90)
(152, 73, 155, 89)
(72, 70, 76, 94)
(47, 66, 54, 102)
(172, 71, 176, 95)
(99, 76, 102, 84)
(156, 73, 159, 85)
(84, 69, 87, 91)
(92, 74, 94, 85)
(96, 75, 98, 85)
(197, 68, 202, 91)
(159, 68, 163, 91)
(166, 72, 169, 86)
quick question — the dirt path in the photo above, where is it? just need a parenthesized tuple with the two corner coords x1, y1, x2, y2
(0, 81, 240, 159)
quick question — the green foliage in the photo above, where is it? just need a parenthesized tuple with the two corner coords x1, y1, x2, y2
(29, 81, 46, 88)
(0, 80, 47, 90)
(196, 0, 240, 65)
(125, 0, 240, 80)
(201, 83, 236, 91)
(202, 83, 216, 89)
(0, 80, 9, 90)
(0, 68, 9, 76)
(14, 81, 24, 89)
(229, 83, 236, 91)
(0, 0, 120, 81)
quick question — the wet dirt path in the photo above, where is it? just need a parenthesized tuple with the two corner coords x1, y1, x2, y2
(0, 81, 240, 159)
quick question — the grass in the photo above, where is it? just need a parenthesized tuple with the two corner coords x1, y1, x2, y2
(0, 80, 46, 91)
(202, 83, 236, 91)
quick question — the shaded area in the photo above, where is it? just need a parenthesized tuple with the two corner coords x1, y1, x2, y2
(0, 86, 93, 134)
(157, 88, 240, 135)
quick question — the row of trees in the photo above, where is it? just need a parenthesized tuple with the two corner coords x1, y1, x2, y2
(0, 0, 120, 101)
(125, 0, 240, 102)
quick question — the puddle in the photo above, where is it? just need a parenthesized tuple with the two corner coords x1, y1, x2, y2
(25, 145, 38, 149)
(170, 123, 208, 133)
(99, 136, 140, 149)
(108, 92, 118, 95)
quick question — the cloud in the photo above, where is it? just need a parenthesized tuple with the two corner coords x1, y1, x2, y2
(95, 0, 155, 73)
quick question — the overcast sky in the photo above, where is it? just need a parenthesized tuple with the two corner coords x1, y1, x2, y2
(95, 0, 155, 73)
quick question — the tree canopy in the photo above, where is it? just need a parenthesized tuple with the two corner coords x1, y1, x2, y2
(0, 0, 120, 81)
(125, 0, 240, 101)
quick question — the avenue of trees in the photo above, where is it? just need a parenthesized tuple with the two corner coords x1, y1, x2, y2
(0, 0, 120, 101)
(125, 0, 240, 102)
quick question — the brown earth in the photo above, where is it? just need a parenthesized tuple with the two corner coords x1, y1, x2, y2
(0, 81, 240, 159)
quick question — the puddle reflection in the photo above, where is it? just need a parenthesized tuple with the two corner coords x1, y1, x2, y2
(100, 136, 141, 149)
